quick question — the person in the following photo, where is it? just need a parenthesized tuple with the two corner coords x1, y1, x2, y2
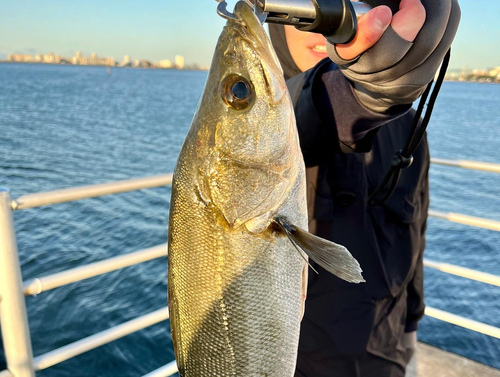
(269, 0, 460, 376)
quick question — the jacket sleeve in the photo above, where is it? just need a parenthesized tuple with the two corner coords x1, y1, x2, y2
(292, 60, 410, 167)
(404, 151, 430, 332)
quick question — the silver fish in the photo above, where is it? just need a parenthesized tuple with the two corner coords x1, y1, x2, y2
(167, 2, 364, 376)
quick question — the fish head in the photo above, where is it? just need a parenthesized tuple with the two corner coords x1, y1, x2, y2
(189, 1, 301, 231)
(195, 1, 294, 165)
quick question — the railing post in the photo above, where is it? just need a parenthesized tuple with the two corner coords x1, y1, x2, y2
(0, 188, 35, 377)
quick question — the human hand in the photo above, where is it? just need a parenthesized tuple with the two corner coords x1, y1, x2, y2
(327, 0, 461, 113)
(335, 0, 426, 61)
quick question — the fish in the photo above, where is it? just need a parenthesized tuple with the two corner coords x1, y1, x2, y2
(167, 2, 364, 376)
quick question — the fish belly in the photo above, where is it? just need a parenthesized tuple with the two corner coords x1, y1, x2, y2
(168, 148, 305, 377)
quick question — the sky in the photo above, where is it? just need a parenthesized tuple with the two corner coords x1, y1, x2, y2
(0, 0, 498, 70)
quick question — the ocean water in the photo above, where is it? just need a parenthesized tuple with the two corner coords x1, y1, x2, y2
(0, 63, 498, 376)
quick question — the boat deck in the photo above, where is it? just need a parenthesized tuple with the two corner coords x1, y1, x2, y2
(407, 342, 500, 377)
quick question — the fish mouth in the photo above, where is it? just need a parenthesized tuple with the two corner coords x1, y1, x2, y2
(234, 1, 283, 78)
(232, 1, 283, 73)
(233, 2, 268, 49)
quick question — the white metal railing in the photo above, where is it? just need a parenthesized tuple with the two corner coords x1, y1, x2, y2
(0, 180, 174, 377)
(431, 158, 500, 174)
(0, 188, 35, 377)
(424, 158, 500, 342)
(142, 361, 178, 377)
(425, 307, 500, 339)
(0, 157, 499, 376)
(11, 174, 173, 210)
(33, 308, 169, 372)
(23, 244, 167, 296)
(423, 259, 500, 287)
(428, 210, 500, 232)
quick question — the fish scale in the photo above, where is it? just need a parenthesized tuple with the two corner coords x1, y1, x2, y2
(170, 160, 304, 376)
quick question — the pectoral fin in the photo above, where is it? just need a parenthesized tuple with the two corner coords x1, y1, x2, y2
(275, 217, 365, 284)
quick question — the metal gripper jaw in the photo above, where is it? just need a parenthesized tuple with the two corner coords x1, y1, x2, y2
(215, 0, 372, 44)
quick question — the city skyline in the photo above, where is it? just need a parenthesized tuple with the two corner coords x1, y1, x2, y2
(0, 0, 498, 70)
(3, 50, 206, 70)
(1, 48, 201, 70)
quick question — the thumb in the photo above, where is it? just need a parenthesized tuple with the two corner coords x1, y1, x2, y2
(335, 6, 392, 61)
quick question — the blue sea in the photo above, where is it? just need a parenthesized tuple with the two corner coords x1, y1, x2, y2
(0, 63, 498, 376)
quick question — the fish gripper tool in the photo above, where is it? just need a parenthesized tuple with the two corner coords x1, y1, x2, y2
(216, 0, 372, 44)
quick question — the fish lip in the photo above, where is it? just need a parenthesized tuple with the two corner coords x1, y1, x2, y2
(232, 2, 270, 53)
(231, 1, 284, 79)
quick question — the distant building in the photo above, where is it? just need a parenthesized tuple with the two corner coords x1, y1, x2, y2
(449, 66, 500, 83)
(44, 53, 56, 63)
(73, 51, 88, 65)
(489, 67, 500, 77)
(105, 57, 115, 66)
(70, 51, 115, 66)
(90, 53, 98, 65)
(140, 60, 151, 68)
(175, 55, 185, 69)
(159, 59, 173, 68)
(118, 55, 131, 67)
(7, 54, 35, 62)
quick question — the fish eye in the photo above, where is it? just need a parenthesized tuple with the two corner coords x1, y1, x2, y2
(232, 81, 248, 99)
(220, 74, 255, 110)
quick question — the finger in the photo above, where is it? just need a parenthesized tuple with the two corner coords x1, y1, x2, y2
(335, 5, 392, 61)
(391, 0, 426, 42)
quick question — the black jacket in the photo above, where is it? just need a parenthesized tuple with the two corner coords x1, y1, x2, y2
(289, 59, 429, 367)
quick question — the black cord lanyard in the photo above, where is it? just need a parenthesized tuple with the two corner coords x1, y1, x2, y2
(368, 48, 452, 206)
